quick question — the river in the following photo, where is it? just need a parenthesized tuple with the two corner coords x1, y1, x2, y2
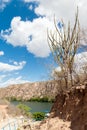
(11, 101, 53, 113)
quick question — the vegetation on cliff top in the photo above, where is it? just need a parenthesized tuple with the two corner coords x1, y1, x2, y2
(5, 96, 55, 102)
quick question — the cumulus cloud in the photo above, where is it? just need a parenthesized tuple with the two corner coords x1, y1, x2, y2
(53, 51, 87, 75)
(29, 4, 33, 10)
(0, 61, 26, 72)
(0, 0, 11, 10)
(0, 51, 4, 56)
(1, 17, 54, 57)
(24, 0, 87, 27)
(74, 51, 87, 73)
(1, 0, 87, 58)
(35, 0, 77, 21)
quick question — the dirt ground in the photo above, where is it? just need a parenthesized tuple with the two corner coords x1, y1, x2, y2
(19, 117, 71, 130)
(0, 105, 8, 121)
(0, 105, 71, 130)
(34, 117, 71, 130)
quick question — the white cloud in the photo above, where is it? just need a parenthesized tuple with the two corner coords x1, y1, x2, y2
(13, 61, 18, 65)
(1, 0, 87, 58)
(35, 0, 77, 21)
(0, 76, 29, 87)
(1, 16, 54, 57)
(29, 4, 33, 10)
(0, 51, 4, 56)
(74, 51, 87, 73)
(0, 0, 11, 10)
(0, 61, 26, 72)
(53, 51, 87, 77)
(24, 0, 87, 27)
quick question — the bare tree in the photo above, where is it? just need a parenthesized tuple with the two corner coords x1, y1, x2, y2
(47, 8, 80, 89)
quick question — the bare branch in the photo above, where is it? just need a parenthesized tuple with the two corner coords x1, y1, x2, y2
(47, 8, 80, 89)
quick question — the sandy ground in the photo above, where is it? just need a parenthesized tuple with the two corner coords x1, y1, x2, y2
(38, 117, 71, 130)
(0, 105, 9, 129)
(0, 105, 8, 121)
(19, 117, 71, 130)
(0, 105, 30, 130)
(0, 105, 23, 129)
(0, 105, 71, 130)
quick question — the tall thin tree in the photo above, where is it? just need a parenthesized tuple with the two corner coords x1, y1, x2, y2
(47, 8, 80, 89)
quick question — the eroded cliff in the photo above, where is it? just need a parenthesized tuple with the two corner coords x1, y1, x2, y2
(51, 82, 87, 130)
(0, 80, 59, 101)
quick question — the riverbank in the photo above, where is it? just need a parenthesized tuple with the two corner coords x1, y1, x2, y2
(0, 104, 28, 129)
(0, 105, 71, 130)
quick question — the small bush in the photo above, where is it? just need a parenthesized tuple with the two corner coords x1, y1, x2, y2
(29, 97, 54, 102)
(17, 103, 31, 117)
(40, 97, 49, 102)
(33, 112, 45, 121)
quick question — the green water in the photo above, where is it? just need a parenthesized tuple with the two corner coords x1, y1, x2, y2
(12, 101, 53, 113)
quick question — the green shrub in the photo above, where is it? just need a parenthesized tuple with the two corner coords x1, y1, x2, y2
(17, 103, 31, 117)
(33, 112, 45, 121)
(6, 97, 21, 102)
(29, 96, 54, 102)
(40, 97, 49, 102)
(29, 97, 41, 102)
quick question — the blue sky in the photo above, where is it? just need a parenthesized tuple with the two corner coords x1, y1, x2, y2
(0, 0, 87, 87)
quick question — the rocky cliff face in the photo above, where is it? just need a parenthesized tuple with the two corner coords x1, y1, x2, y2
(51, 82, 87, 130)
(0, 80, 59, 101)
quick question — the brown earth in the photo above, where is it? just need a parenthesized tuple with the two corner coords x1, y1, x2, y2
(51, 81, 87, 130)
(20, 117, 71, 130)
(0, 105, 8, 121)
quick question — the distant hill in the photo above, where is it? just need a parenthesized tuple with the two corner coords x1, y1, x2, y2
(0, 80, 59, 101)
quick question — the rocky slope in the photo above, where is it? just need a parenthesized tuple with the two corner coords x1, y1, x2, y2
(19, 117, 71, 130)
(0, 80, 59, 101)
